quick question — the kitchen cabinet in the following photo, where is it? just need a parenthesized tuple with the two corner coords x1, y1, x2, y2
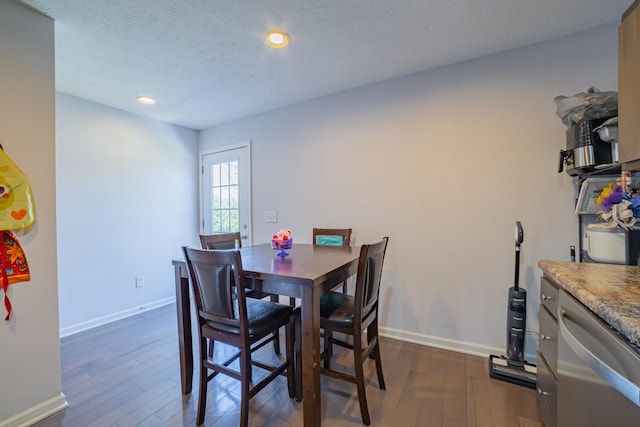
(619, 0, 640, 169)
(537, 261, 640, 426)
(537, 276, 559, 427)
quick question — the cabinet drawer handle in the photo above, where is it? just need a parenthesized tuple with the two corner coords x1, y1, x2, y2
(537, 388, 550, 396)
(540, 334, 553, 341)
(541, 293, 553, 301)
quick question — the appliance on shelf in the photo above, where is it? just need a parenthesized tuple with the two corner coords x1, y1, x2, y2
(559, 117, 619, 177)
(575, 176, 640, 265)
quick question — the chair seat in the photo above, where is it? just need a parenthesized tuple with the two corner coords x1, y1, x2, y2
(204, 298, 294, 337)
(320, 291, 355, 326)
(245, 289, 271, 300)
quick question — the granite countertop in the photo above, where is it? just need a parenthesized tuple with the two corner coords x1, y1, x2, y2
(538, 260, 640, 348)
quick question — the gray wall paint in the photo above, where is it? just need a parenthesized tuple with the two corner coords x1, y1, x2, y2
(55, 93, 199, 333)
(200, 23, 619, 357)
(0, 0, 63, 423)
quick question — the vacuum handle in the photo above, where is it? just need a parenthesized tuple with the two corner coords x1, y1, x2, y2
(515, 221, 524, 245)
(514, 221, 523, 291)
(514, 249, 520, 291)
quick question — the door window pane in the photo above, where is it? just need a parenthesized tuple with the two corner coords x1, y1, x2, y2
(209, 160, 240, 233)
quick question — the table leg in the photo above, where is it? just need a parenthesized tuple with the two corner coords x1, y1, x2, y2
(174, 264, 193, 394)
(301, 285, 321, 427)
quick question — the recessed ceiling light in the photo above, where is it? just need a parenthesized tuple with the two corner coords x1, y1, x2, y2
(264, 30, 290, 49)
(137, 96, 156, 105)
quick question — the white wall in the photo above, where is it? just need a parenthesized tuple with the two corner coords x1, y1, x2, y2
(200, 23, 619, 359)
(55, 93, 199, 334)
(0, 1, 65, 425)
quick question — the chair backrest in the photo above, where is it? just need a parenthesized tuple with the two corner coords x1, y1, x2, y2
(182, 246, 248, 330)
(354, 237, 389, 322)
(200, 232, 242, 250)
(312, 228, 352, 246)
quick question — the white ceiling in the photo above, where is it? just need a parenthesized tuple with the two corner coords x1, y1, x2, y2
(19, 0, 632, 130)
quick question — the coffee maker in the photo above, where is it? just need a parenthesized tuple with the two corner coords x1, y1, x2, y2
(558, 116, 618, 176)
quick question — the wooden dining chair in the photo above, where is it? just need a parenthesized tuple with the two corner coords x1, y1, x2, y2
(200, 232, 282, 354)
(313, 227, 352, 293)
(199, 231, 242, 250)
(313, 227, 352, 247)
(318, 237, 389, 425)
(182, 246, 297, 427)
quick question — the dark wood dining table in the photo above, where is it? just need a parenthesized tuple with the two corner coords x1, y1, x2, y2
(172, 242, 360, 427)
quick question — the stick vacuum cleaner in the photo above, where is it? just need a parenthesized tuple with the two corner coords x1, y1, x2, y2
(489, 221, 537, 389)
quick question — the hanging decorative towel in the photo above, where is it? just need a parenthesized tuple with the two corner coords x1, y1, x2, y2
(0, 147, 35, 230)
(1, 230, 30, 320)
(0, 147, 34, 321)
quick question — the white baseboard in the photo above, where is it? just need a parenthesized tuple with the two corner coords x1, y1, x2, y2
(0, 393, 68, 427)
(59, 297, 175, 338)
(379, 325, 537, 363)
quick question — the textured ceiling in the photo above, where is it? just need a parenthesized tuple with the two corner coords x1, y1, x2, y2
(19, 0, 633, 130)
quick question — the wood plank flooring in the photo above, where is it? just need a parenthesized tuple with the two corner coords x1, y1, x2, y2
(34, 304, 542, 427)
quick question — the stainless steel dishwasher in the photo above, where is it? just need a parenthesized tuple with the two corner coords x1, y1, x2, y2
(557, 289, 640, 426)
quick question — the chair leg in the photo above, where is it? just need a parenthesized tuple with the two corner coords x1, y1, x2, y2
(353, 338, 371, 425)
(272, 333, 281, 355)
(240, 346, 251, 427)
(294, 313, 302, 402)
(372, 342, 385, 390)
(354, 363, 371, 425)
(368, 321, 386, 389)
(285, 320, 295, 399)
(196, 337, 209, 426)
(208, 338, 214, 359)
(323, 329, 333, 369)
(269, 294, 281, 354)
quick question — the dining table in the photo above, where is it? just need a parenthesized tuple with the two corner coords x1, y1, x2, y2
(172, 242, 360, 427)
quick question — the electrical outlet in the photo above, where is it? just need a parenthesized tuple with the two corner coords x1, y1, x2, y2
(135, 275, 144, 288)
(264, 210, 277, 223)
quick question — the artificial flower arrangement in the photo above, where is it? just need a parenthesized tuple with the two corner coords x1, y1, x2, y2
(271, 229, 292, 248)
(596, 176, 640, 230)
(271, 229, 292, 257)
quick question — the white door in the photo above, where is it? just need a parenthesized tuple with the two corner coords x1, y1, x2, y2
(200, 141, 252, 245)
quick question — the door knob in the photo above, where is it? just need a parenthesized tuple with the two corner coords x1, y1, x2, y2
(537, 388, 550, 396)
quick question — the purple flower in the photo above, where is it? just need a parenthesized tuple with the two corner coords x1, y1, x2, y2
(600, 191, 623, 211)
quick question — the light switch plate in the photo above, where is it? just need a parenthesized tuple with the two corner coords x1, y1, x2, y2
(264, 210, 277, 223)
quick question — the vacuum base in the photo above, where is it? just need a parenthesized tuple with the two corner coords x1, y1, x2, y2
(489, 354, 537, 389)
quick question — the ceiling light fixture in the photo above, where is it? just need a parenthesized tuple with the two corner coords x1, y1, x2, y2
(137, 96, 156, 105)
(264, 30, 290, 49)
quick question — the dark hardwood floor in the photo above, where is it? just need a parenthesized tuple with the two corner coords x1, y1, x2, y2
(34, 303, 542, 427)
